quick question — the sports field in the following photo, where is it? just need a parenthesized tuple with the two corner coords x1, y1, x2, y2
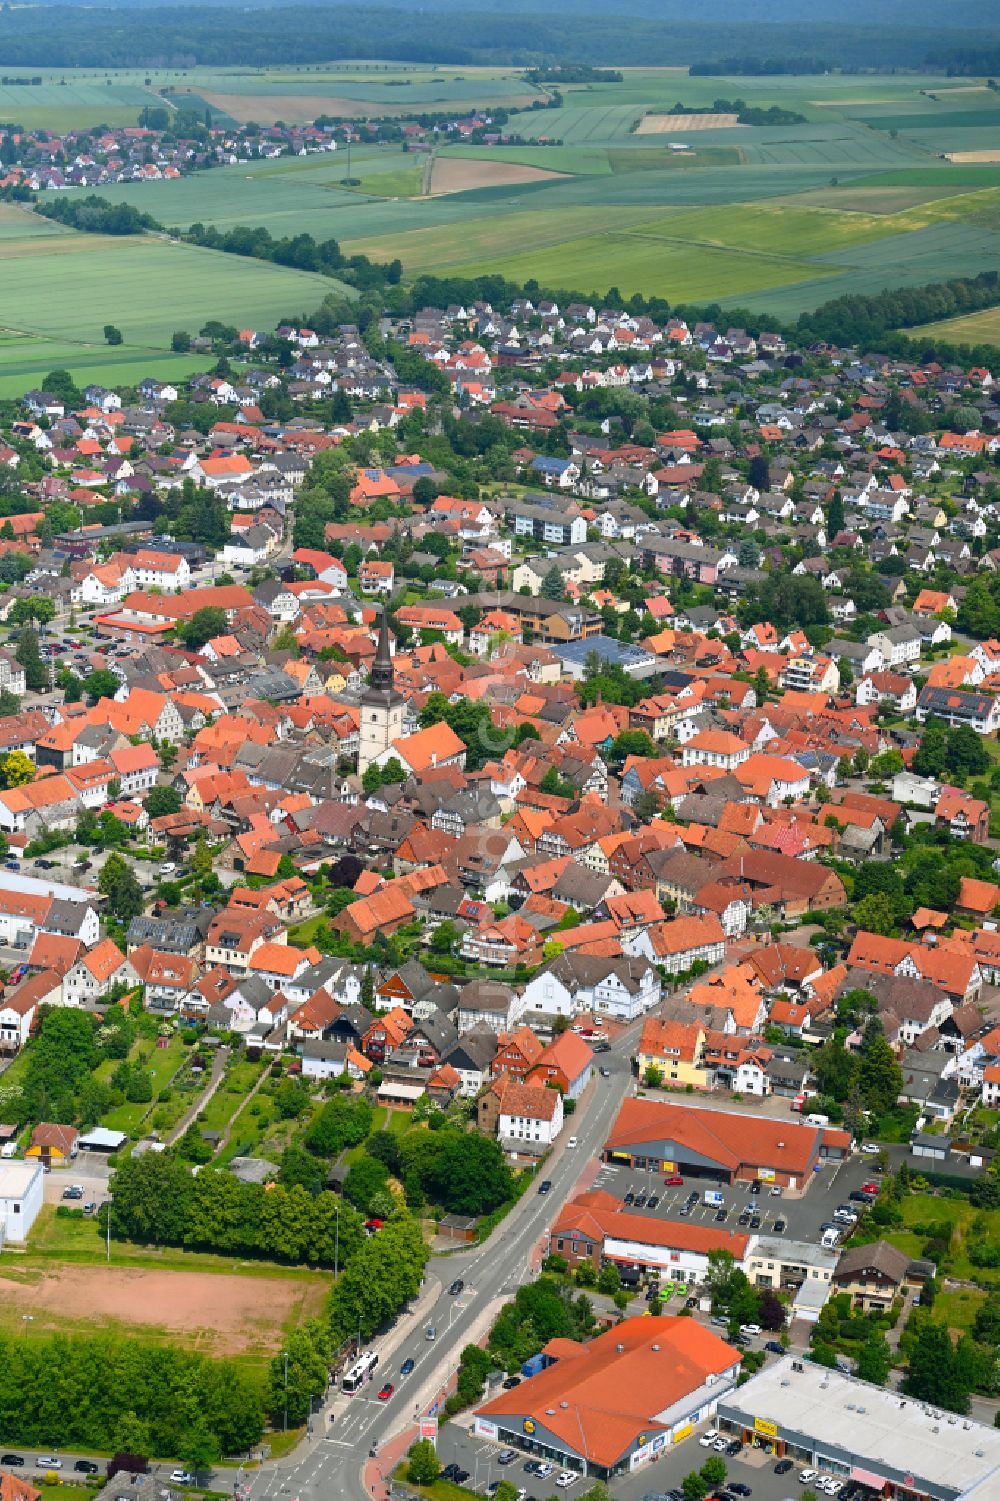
(0, 1258, 327, 1358)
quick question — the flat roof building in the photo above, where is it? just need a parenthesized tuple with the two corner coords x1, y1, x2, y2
(0, 1159, 44, 1242)
(717, 1354, 1000, 1501)
(474, 1316, 740, 1480)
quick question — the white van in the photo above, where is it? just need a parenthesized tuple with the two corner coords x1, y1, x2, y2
(807, 1112, 830, 1128)
(567, 1136, 578, 1149)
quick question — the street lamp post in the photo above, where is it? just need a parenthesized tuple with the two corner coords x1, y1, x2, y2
(283, 1350, 289, 1433)
(106, 1193, 112, 1263)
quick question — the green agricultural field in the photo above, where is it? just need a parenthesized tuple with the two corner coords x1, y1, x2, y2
(913, 304, 1000, 346)
(635, 201, 899, 256)
(451, 228, 827, 302)
(440, 143, 613, 175)
(0, 78, 162, 131)
(0, 205, 348, 392)
(10, 66, 1000, 344)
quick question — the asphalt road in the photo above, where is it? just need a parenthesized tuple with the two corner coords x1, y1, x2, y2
(242, 1034, 639, 1501)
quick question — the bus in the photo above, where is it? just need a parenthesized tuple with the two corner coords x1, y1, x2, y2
(342, 1350, 379, 1394)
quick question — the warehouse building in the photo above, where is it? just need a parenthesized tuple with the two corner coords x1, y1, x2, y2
(473, 1317, 740, 1480)
(603, 1097, 850, 1190)
(716, 1354, 1000, 1500)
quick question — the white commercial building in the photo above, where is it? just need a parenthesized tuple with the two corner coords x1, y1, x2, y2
(0, 1160, 44, 1242)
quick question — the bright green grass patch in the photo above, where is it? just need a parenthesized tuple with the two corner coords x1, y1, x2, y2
(931, 1288, 986, 1333)
(441, 143, 611, 175)
(635, 201, 898, 257)
(0, 233, 348, 353)
(861, 109, 1000, 132)
(198, 1059, 267, 1137)
(0, 81, 162, 132)
(99, 1033, 188, 1136)
(27, 1203, 329, 1281)
(858, 165, 1000, 187)
(606, 146, 743, 172)
(288, 913, 332, 945)
(792, 182, 998, 214)
(450, 229, 828, 301)
(352, 165, 424, 198)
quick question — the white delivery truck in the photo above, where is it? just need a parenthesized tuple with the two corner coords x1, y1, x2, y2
(703, 1189, 725, 1207)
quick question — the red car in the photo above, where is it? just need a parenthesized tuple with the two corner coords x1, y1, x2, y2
(378, 1383, 394, 1401)
(862, 1182, 879, 1195)
(664, 1175, 684, 1186)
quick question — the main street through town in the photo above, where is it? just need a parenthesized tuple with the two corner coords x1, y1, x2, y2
(245, 1033, 638, 1501)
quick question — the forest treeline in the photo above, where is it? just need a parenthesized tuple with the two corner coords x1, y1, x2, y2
(0, 7, 989, 69)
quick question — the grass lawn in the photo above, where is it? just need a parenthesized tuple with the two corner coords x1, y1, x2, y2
(288, 914, 331, 946)
(0, 207, 351, 394)
(393, 1467, 479, 1501)
(26, 1203, 328, 1281)
(198, 1059, 268, 1138)
(932, 1288, 986, 1334)
(98, 1032, 188, 1136)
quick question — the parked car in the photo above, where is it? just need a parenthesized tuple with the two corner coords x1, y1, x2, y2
(599, 1067, 610, 1078)
(646, 1193, 660, 1209)
(664, 1175, 684, 1186)
(62, 1186, 83, 1200)
(750, 1181, 761, 1194)
(798, 1470, 818, 1485)
(502, 1375, 521, 1389)
(169, 1473, 194, 1486)
(633, 1191, 647, 1208)
(441, 1465, 460, 1481)
(698, 1430, 719, 1448)
(624, 1190, 635, 1206)
(774, 1459, 793, 1475)
(555, 1474, 578, 1489)
(534, 1464, 554, 1479)
(773, 1218, 786, 1233)
(496, 1450, 517, 1467)
(729, 1485, 751, 1497)
(83, 1202, 96, 1215)
(451, 1470, 469, 1485)
(765, 1340, 785, 1354)
(770, 1185, 782, 1197)
(860, 1142, 881, 1155)
(715, 1207, 726, 1222)
(861, 1181, 879, 1194)
(725, 1439, 742, 1456)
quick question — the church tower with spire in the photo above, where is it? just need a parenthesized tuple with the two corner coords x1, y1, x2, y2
(358, 608, 405, 775)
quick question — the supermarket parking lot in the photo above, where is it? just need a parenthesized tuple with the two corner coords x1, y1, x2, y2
(436, 1423, 846, 1501)
(588, 1155, 881, 1249)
